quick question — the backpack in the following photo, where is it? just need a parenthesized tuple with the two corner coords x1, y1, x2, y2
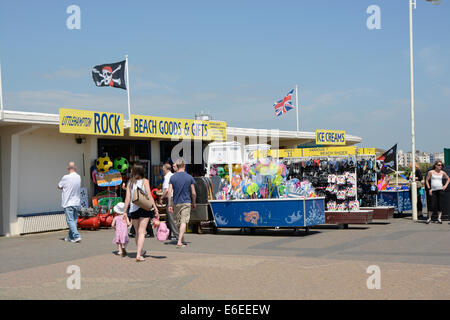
(156, 221, 170, 242)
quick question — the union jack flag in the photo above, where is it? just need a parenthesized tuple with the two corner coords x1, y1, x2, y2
(274, 89, 295, 117)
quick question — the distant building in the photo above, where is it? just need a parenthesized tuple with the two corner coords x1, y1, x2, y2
(418, 152, 430, 164)
(397, 150, 407, 167)
(432, 152, 444, 164)
(399, 150, 443, 166)
(406, 152, 413, 167)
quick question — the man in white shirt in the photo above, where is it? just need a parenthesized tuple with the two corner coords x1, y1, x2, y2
(58, 161, 82, 243)
(160, 163, 179, 240)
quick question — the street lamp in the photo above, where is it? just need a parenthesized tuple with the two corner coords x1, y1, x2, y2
(409, 0, 440, 222)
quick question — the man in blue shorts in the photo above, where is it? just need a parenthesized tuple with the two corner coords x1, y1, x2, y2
(168, 158, 196, 248)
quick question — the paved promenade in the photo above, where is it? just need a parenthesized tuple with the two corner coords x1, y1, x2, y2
(1, 217, 449, 299)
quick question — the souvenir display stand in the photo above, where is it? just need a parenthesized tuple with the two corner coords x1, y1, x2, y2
(356, 150, 378, 208)
(267, 146, 374, 227)
(377, 190, 412, 215)
(375, 167, 414, 216)
(209, 198, 325, 232)
(78, 154, 130, 230)
(206, 142, 325, 233)
(356, 149, 394, 221)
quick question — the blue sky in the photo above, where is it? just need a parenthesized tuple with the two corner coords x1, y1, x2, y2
(1, 0, 449, 153)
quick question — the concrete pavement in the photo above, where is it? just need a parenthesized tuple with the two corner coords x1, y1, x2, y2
(0, 217, 449, 299)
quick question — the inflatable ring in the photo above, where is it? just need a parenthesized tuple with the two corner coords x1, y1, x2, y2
(231, 175, 242, 188)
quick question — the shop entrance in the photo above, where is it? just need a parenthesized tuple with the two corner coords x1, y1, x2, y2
(97, 139, 152, 181)
(160, 140, 206, 177)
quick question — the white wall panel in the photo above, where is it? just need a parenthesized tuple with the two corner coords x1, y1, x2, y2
(17, 128, 86, 215)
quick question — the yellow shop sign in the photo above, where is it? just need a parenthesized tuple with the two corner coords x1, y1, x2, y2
(316, 130, 346, 145)
(302, 146, 357, 157)
(357, 148, 376, 155)
(254, 146, 358, 159)
(130, 115, 227, 141)
(59, 108, 124, 136)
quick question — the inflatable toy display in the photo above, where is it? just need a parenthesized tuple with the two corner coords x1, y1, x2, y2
(96, 156, 113, 172)
(95, 169, 122, 187)
(114, 157, 129, 173)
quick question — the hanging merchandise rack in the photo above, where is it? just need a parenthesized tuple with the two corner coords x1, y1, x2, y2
(269, 146, 374, 228)
(356, 149, 395, 221)
(206, 142, 325, 234)
(356, 152, 378, 208)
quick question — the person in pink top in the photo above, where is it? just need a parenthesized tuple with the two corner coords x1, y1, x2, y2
(112, 202, 131, 257)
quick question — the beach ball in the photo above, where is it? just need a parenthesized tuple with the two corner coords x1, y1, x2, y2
(217, 166, 225, 177)
(232, 164, 242, 174)
(114, 157, 129, 173)
(96, 156, 113, 172)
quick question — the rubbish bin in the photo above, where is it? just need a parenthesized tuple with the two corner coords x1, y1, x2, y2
(190, 177, 214, 223)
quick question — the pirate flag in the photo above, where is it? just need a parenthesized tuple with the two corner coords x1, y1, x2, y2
(92, 60, 126, 90)
(377, 144, 397, 173)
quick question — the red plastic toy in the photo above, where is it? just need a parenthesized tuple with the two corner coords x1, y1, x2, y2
(77, 216, 101, 230)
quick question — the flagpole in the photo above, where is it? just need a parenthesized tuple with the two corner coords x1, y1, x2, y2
(125, 55, 131, 123)
(295, 84, 299, 133)
(0, 59, 4, 120)
(396, 148, 399, 188)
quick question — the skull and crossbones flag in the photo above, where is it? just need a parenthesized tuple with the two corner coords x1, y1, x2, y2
(92, 60, 126, 90)
(377, 144, 397, 173)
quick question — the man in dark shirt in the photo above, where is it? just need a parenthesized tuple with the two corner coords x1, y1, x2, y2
(168, 158, 196, 248)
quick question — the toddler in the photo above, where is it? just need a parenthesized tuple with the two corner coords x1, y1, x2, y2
(112, 202, 131, 257)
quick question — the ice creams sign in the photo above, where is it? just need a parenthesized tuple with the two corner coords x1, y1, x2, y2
(315, 130, 346, 145)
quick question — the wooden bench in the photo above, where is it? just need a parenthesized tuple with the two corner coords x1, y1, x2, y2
(360, 206, 394, 220)
(325, 210, 374, 229)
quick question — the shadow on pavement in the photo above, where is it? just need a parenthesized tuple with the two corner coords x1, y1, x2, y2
(211, 228, 321, 237)
(123, 251, 167, 259)
(311, 225, 370, 230)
